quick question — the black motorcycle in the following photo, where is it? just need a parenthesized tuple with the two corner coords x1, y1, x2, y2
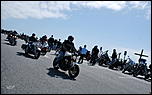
(89, 54, 98, 66)
(98, 50, 110, 66)
(108, 53, 125, 70)
(40, 41, 49, 56)
(132, 63, 149, 80)
(21, 42, 41, 59)
(6, 34, 12, 41)
(9, 35, 17, 46)
(122, 57, 137, 74)
(53, 51, 80, 79)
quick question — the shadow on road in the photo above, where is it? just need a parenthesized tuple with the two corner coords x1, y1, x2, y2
(4, 39, 9, 41)
(3, 42, 11, 45)
(123, 72, 151, 82)
(16, 52, 35, 59)
(46, 67, 76, 81)
(50, 53, 57, 55)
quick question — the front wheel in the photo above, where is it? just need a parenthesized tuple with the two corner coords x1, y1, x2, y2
(53, 58, 59, 70)
(41, 51, 47, 56)
(25, 47, 28, 55)
(34, 51, 40, 59)
(68, 64, 79, 79)
(133, 70, 138, 77)
(144, 74, 149, 80)
(109, 64, 114, 69)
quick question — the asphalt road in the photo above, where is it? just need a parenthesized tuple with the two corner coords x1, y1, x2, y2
(1, 34, 151, 94)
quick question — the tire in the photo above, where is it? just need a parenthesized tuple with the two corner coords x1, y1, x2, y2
(53, 58, 59, 70)
(34, 51, 40, 59)
(122, 69, 126, 73)
(68, 64, 79, 79)
(12, 41, 16, 46)
(42, 52, 47, 56)
(25, 47, 28, 55)
(98, 62, 103, 66)
(133, 71, 138, 77)
(144, 75, 149, 80)
(109, 65, 114, 69)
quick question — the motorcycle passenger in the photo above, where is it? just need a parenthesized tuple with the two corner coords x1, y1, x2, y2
(90, 45, 99, 63)
(55, 36, 77, 65)
(78, 45, 88, 64)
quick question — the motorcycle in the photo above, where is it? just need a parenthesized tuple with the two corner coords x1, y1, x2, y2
(53, 51, 80, 79)
(21, 42, 41, 59)
(9, 35, 17, 46)
(98, 50, 110, 66)
(122, 57, 137, 74)
(89, 54, 98, 66)
(132, 59, 149, 80)
(108, 53, 125, 70)
(40, 41, 49, 56)
(85, 51, 91, 61)
(6, 34, 12, 41)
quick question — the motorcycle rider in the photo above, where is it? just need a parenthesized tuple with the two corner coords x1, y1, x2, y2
(78, 45, 88, 64)
(109, 49, 117, 65)
(28, 33, 38, 53)
(90, 45, 99, 63)
(55, 36, 77, 65)
(98, 47, 103, 58)
(139, 59, 148, 76)
(40, 35, 48, 49)
(40, 35, 48, 45)
(55, 39, 62, 54)
(48, 35, 54, 51)
(29, 33, 37, 42)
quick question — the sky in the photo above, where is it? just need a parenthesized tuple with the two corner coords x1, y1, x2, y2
(1, 1, 151, 65)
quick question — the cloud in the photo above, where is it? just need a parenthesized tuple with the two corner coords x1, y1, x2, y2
(1, 1, 151, 20)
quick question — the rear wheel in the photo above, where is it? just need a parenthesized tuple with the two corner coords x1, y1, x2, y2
(68, 64, 79, 79)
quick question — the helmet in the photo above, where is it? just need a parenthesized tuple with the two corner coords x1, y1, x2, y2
(32, 33, 36, 36)
(94, 45, 98, 48)
(68, 36, 74, 41)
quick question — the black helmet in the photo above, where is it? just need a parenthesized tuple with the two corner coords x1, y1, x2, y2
(94, 45, 98, 48)
(68, 36, 74, 41)
(32, 33, 36, 36)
